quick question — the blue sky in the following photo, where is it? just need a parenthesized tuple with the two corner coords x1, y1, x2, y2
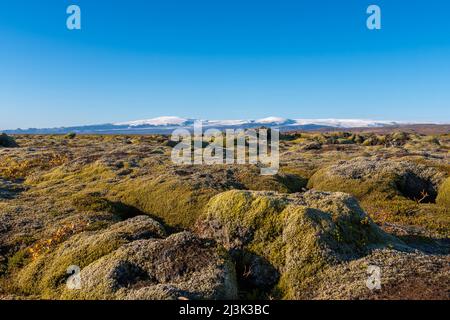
(1, 0, 450, 129)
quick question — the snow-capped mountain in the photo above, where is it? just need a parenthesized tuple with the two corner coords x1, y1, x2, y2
(115, 116, 191, 127)
(3, 116, 418, 134)
(114, 116, 402, 129)
(112, 116, 403, 127)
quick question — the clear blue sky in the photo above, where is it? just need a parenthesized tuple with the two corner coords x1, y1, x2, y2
(1, 0, 450, 129)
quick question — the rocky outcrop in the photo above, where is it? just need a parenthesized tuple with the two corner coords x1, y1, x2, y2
(308, 158, 446, 203)
(62, 232, 237, 300)
(0, 133, 18, 148)
(17, 216, 166, 297)
(310, 249, 450, 300)
(196, 190, 402, 299)
(16, 216, 237, 300)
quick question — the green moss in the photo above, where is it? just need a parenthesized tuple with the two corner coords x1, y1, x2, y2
(236, 169, 306, 193)
(336, 138, 354, 145)
(112, 166, 302, 230)
(16, 217, 165, 298)
(115, 176, 218, 230)
(7, 249, 31, 271)
(72, 193, 140, 219)
(362, 136, 379, 146)
(308, 165, 450, 236)
(16, 233, 126, 297)
(275, 208, 328, 299)
(0, 133, 18, 147)
(436, 177, 450, 207)
(409, 158, 450, 175)
(363, 197, 449, 237)
(307, 168, 398, 199)
(28, 163, 115, 186)
(280, 165, 315, 179)
(200, 190, 395, 299)
(65, 132, 76, 139)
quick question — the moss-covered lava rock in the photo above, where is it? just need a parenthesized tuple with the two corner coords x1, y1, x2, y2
(0, 134, 18, 148)
(308, 158, 445, 203)
(307, 158, 449, 236)
(14, 216, 237, 300)
(16, 216, 166, 298)
(196, 190, 401, 299)
(61, 231, 237, 300)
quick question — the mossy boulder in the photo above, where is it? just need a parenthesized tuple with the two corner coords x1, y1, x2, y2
(115, 165, 307, 230)
(16, 216, 166, 298)
(196, 190, 400, 299)
(309, 248, 450, 299)
(307, 158, 449, 236)
(61, 232, 237, 300)
(386, 131, 410, 146)
(0, 133, 18, 148)
(308, 158, 445, 203)
(362, 136, 381, 146)
(235, 167, 306, 193)
(65, 133, 76, 139)
(436, 177, 450, 207)
(301, 142, 322, 150)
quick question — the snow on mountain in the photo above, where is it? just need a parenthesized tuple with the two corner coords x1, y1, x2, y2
(116, 117, 254, 127)
(115, 117, 402, 128)
(4, 116, 424, 134)
(292, 119, 401, 128)
(203, 119, 251, 126)
(256, 117, 289, 125)
(115, 116, 189, 127)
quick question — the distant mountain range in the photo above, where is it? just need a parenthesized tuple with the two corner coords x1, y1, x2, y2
(2, 116, 439, 134)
